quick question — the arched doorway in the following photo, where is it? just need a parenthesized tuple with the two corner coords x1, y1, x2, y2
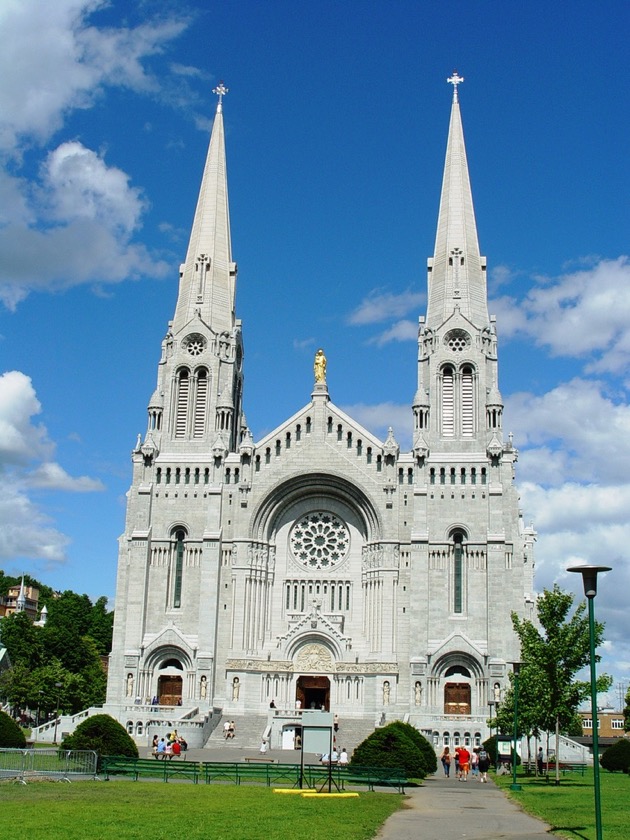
(444, 682, 471, 715)
(296, 675, 330, 710)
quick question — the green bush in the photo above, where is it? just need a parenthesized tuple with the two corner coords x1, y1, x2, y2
(388, 720, 437, 774)
(0, 710, 26, 748)
(350, 722, 428, 778)
(61, 714, 138, 760)
(600, 737, 630, 773)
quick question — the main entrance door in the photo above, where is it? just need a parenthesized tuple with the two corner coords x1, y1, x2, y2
(296, 675, 330, 710)
(158, 675, 183, 706)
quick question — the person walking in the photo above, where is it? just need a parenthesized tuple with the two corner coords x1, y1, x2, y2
(440, 746, 452, 777)
(478, 745, 490, 783)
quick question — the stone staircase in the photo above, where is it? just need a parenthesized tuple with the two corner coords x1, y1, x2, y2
(205, 714, 269, 749)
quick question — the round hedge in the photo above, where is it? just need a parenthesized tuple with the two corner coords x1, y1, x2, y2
(61, 713, 138, 758)
(0, 710, 27, 748)
(600, 738, 630, 773)
(350, 722, 436, 778)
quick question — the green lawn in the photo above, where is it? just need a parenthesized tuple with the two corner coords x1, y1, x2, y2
(0, 781, 402, 840)
(494, 768, 628, 840)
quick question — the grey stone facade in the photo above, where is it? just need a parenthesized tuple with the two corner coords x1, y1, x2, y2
(106, 80, 535, 751)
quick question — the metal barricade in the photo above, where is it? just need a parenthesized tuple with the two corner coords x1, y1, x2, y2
(0, 748, 98, 783)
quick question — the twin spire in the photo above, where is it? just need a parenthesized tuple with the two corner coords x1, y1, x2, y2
(173, 73, 488, 336)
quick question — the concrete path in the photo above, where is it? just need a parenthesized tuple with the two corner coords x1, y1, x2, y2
(374, 773, 552, 840)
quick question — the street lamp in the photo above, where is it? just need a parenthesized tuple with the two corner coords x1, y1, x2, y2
(568, 564, 611, 840)
(52, 682, 63, 745)
(510, 662, 522, 791)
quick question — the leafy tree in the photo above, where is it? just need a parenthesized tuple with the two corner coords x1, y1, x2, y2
(600, 738, 630, 773)
(0, 663, 34, 714)
(0, 611, 44, 668)
(0, 709, 26, 747)
(87, 596, 114, 655)
(351, 722, 429, 778)
(495, 586, 611, 780)
(62, 714, 138, 760)
(624, 686, 630, 733)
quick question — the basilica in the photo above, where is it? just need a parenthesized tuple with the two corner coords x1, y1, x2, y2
(105, 75, 536, 751)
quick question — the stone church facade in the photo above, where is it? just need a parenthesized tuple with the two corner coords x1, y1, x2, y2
(106, 76, 536, 750)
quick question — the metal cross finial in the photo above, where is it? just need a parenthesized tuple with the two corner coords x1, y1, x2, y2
(212, 81, 229, 109)
(447, 70, 464, 103)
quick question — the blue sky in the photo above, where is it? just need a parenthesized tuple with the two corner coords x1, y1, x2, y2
(0, 0, 628, 701)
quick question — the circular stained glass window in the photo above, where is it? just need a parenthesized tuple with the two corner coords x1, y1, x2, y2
(184, 333, 206, 356)
(444, 329, 471, 352)
(290, 512, 349, 569)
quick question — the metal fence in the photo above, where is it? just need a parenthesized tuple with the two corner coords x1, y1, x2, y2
(0, 748, 98, 783)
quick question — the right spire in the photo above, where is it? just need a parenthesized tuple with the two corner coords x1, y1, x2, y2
(426, 72, 489, 327)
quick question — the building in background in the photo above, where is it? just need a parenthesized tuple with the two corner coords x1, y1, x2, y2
(106, 76, 535, 749)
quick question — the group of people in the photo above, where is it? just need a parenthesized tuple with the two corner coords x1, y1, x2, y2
(151, 731, 188, 759)
(320, 748, 348, 765)
(440, 745, 490, 783)
(223, 720, 236, 739)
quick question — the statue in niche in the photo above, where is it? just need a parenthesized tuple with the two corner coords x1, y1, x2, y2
(126, 673, 134, 698)
(232, 676, 240, 701)
(200, 675, 207, 699)
(314, 348, 327, 383)
(414, 681, 422, 706)
(494, 682, 501, 703)
(383, 680, 390, 706)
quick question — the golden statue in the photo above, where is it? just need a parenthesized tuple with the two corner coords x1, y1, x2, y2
(314, 348, 327, 383)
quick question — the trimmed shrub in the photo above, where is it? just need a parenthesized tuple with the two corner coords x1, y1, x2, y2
(600, 737, 630, 773)
(0, 710, 26, 748)
(61, 714, 138, 760)
(350, 722, 427, 778)
(388, 721, 437, 775)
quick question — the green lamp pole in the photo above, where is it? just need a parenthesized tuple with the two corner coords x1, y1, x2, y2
(568, 564, 611, 840)
(510, 662, 522, 791)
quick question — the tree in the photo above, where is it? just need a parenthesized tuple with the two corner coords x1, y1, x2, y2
(61, 714, 138, 761)
(351, 722, 432, 778)
(600, 738, 630, 773)
(0, 611, 44, 668)
(0, 709, 26, 747)
(623, 686, 630, 733)
(498, 586, 612, 781)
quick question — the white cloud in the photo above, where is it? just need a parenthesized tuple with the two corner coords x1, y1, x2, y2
(0, 369, 103, 563)
(348, 289, 424, 326)
(0, 0, 188, 153)
(368, 319, 418, 346)
(0, 143, 169, 309)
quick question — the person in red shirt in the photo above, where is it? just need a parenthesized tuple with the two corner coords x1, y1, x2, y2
(456, 746, 471, 781)
(171, 740, 181, 759)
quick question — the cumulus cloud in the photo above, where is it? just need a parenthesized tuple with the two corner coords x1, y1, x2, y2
(0, 370, 103, 564)
(0, 0, 188, 153)
(492, 257, 630, 374)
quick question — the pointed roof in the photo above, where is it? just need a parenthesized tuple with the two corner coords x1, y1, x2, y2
(173, 83, 235, 333)
(426, 73, 489, 327)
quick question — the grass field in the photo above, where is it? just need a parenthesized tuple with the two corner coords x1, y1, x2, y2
(0, 781, 403, 840)
(494, 768, 628, 840)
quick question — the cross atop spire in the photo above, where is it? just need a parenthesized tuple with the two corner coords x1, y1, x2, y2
(447, 70, 464, 103)
(212, 81, 229, 112)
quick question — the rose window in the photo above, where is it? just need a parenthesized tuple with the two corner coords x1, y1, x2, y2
(444, 329, 471, 352)
(290, 512, 349, 569)
(184, 334, 206, 356)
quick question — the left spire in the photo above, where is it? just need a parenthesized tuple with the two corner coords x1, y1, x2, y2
(173, 82, 236, 334)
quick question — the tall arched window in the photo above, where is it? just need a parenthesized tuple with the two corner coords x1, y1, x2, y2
(172, 529, 186, 608)
(461, 365, 474, 436)
(441, 366, 455, 436)
(193, 368, 208, 438)
(174, 369, 190, 438)
(452, 532, 465, 614)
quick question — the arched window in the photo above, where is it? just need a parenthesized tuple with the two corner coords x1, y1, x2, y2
(174, 369, 190, 438)
(441, 366, 455, 436)
(172, 529, 186, 608)
(461, 365, 474, 436)
(193, 368, 208, 438)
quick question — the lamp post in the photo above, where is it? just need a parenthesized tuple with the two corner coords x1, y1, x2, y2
(568, 564, 611, 840)
(510, 663, 522, 791)
(487, 699, 495, 762)
(52, 682, 63, 745)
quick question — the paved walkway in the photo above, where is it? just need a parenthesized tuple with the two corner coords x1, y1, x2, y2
(375, 773, 552, 840)
(149, 746, 552, 839)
